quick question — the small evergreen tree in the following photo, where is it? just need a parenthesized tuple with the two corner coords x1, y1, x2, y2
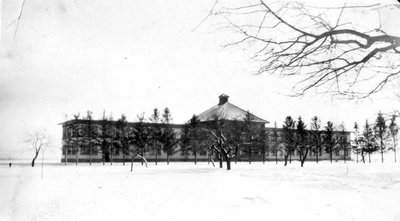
(272, 122, 279, 164)
(389, 115, 398, 163)
(160, 108, 179, 164)
(149, 108, 162, 165)
(256, 126, 268, 164)
(296, 117, 309, 167)
(363, 120, 377, 163)
(242, 111, 255, 164)
(323, 121, 336, 163)
(374, 111, 387, 163)
(116, 114, 128, 165)
(84, 111, 95, 166)
(338, 123, 348, 163)
(181, 115, 201, 164)
(310, 116, 321, 164)
(281, 116, 296, 166)
(353, 122, 360, 163)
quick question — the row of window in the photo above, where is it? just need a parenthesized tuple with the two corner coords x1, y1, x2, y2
(63, 146, 348, 157)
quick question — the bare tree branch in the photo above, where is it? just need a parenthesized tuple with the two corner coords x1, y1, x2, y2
(210, 1, 400, 98)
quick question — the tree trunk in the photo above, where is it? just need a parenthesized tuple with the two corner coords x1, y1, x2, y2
(368, 152, 371, 163)
(234, 149, 237, 164)
(395, 144, 397, 163)
(248, 146, 251, 164)
(316, 147, 319, 164)
(381, 148, 384, 163)
(141, 156, 144, 165)
(64, 146, 67, 165)
(155, 148, 158, 165)
(300, 151, 308, 167)
(289, 152, 292, 164)
(89, 144, 92, 166)
(32, 151, 39, 167)
(102, 152, 105, 166)
(226, 157, 231, 170)
(75, 146, 79, 165)
(330, 149, 333, 163)
(262, 151, 265, 164)
(130, 156, 134, 172)
(284, 155, 288, 166)
(219, 152, 223, 168)
(194, 150, 197, 165)
(123, 149, 125, 166)
(110, 145, 113, 166)
(275, 149, 278, 164)
(343, 148, 346, 163)
(167, 154, 170, 165)
(356, 152, 358, 163)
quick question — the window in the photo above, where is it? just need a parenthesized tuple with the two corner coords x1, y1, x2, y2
(335, 149, 340, 156)
(80, 146, 90, 155)
(199, 147, 207, 156)
(64, 145, 78, 155)
(150, 145, 162, 155)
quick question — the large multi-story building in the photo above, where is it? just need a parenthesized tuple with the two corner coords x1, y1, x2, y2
(60, 94, 351, 163)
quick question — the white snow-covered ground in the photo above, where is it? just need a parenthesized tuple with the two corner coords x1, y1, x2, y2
(1, 159, 400, 221)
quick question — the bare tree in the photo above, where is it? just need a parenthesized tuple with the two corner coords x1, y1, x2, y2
(25, 130, 51, 167)
(227, 119, 245, 164)
(207, 117, 239, 170)
(210, 1, 400, 98)
(128, 113, 150, 172)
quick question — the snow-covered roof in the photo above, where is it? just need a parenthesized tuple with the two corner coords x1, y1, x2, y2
(197, 94, 269, 123)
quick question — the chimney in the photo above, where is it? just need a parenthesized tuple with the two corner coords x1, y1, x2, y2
(218, 94, 229, 105)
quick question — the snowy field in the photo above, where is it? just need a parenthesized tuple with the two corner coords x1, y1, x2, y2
(1, 159, 400, 221)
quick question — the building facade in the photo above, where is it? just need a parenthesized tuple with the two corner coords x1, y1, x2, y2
(60, 94, 351, 163)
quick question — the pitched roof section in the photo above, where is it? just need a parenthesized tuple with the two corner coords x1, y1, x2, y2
(197, 95, 269, 123)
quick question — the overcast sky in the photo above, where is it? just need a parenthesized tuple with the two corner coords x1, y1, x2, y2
(0, 0, 399, 160)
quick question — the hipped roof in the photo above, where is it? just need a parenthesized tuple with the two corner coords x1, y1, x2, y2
(197, 102, 268, 123)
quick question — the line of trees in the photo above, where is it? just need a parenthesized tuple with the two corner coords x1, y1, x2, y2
(64, 108, 180, 171)
(279, 116, 350, 167)
(62, 109, 399, 171)
(353, 112, 399, 163)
